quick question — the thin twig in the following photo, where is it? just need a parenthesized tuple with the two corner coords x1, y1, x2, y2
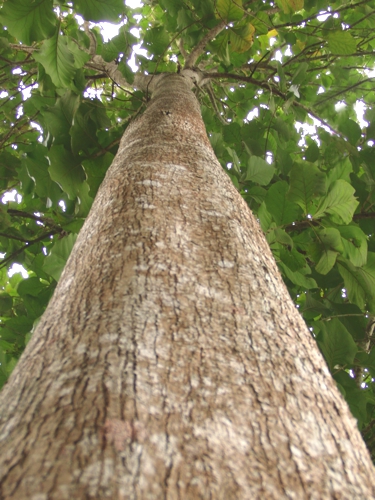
(0, 231, 59, 270)
(7, 209, 63, 232)
(284, 213, 375, 232)
(316, 77, 375, 106)
(179, 38, 188, 61)
(9, 44, 36, 54)
(321, 314, 369, 321)
(273, 0, 371, 29)
(205, 71, 342, 135)
(0, 232, 29, 243)
(293, 102, 341, 136)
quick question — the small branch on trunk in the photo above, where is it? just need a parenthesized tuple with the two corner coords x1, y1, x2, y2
(83, 21, 97, 56)
(9, 44, 36, 54)
(7, 209, 64, 232)
(284, 212, 375, 233)
(179, 38, 188, 61)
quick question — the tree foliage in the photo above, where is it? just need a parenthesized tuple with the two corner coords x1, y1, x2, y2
(1, 0, 375, 459)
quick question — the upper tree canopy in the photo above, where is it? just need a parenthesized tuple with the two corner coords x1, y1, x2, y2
(1, 0, 375, 459)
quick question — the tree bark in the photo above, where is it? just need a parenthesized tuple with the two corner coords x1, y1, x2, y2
(0, 73, 374, 499)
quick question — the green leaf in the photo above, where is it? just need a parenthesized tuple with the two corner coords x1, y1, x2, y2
(215, 0, 243, 22)
(35, 31, 89, 88)
(226, 147, 240, 173)
(22, 144, 62, 201)
(17, 277, 46, 297)
(338, 225, 367, 267)
(223, 122, 241, 145)
(277, 62, 287, 93)
(230, 23, 255, 53)
(43, 234, 78, 282)
(314, 180, 359, 225)
(75, 182, 94, 218)
(309, 227, 342, 275)
(245, 186, 266, 204)
(68, 38, 91, 69)
(0, 0, 56, 45)
(246, 156, 275, 185)
(327, 158, 352, 187)
(0, 152, 21, 190)
(70, 100, 110, 155)
(0, 293, 13, 314)
(301, 291, 331, 320)
(265, 181, 301, 225)
(279, 262, 317, 289)
(118, 60, 135, 84)
(316, 319, 358, 371)
(190, 0, 215, 17)
(273, 227, 293, 247)
(257, 202, 273, 232)
(72, 0, 124, 22)
(42, 91, 80, 148)
(23, 294, 45, 320)
(327, 31, 357, 55)
(291, 62, 308, 85)
(48, 146, 86, 199)
(319, 227, 344, 252)
(334, 376, 374, 426)
(82, 153, 114, 197)
(62, 219, 85, 234)
(304, 141, 319, 162)
(159, 0, 185, 16)
(287, 163, 326, 213)
(338, 118, 362, 146)
(143, 27, 170, 55)
(337, 254, 375, 313)
(275, 0, 303, 14)
(251, 12, 270, 35)
(209, 31, 231, 64)
(5, 316, 33, 336)
(102, 30, 137, 62)
(329, 303, 367, 342)
(279, 247, 306, 271)
(316, 249, 338, 275)
(176, 8, 194, 30)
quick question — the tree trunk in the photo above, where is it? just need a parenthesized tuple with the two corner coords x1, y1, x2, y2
(0, 74, 374, 499)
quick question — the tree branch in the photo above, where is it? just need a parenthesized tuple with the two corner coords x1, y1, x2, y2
(7, 209, 65, 233)
(185, 20, 227, 68)
(0, 232, 29, 243)
(316, 77, 375, 106)
(205, 71, 342, 135)
(179, 38, 188, 61)
(9, 44, 36, 54)
(273, 0, 372, 29)
(0, 230, 59, 270)
(284, 213, 375, 233)
(292, 101, 342, 136)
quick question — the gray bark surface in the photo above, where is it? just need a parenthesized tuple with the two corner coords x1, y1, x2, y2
(0, 73, 374, 499)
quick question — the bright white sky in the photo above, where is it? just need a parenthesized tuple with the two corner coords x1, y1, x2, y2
(101, 0, 143, 40)
(125, 0, 142, 7)
(97, 0, 146, 71)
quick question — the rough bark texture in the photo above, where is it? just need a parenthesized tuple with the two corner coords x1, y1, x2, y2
(0, 74, 374, 499)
